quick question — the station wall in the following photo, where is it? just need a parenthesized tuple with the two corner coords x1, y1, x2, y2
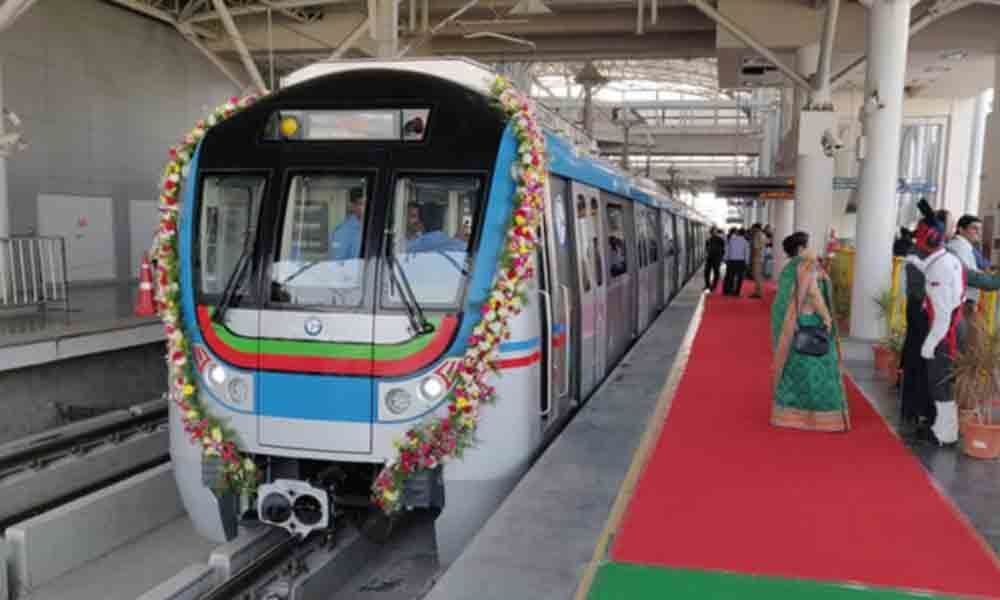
(0, 0, 240, 283)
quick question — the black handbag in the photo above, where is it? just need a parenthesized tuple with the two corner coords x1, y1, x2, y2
(792, 272, 830, 357)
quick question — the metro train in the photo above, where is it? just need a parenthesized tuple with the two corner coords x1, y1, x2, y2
(170, 58, 709, 556)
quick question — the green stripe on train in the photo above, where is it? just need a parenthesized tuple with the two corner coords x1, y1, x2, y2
(210, 317, 443, 360)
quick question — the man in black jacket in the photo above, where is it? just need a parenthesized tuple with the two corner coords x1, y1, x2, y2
(704, 228, 726, 292)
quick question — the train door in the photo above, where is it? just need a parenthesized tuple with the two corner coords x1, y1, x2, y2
(570, 183, 606, 399)
(635, 205, 650, 333)
(603, 196, 633, 367)
(546, 177, 577, 414)
(648, 210, 663, 312)
(660, 210, 674, 301)
(259, 165, 380, 454)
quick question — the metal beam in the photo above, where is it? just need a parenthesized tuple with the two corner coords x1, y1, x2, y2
(186, 0, 355, 23)
(687, 0, 813, 94)
(396, 0, 479, 57)
(330, 15, 371, 58)
(176, 23, 249, 91)
(812, 0, 840, 105)
(0, 0, 36, 32)
(212, 0, 269, 93)
(104, 0, 218, 39)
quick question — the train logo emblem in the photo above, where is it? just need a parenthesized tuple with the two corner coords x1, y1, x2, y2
(304, 317, 323, 337)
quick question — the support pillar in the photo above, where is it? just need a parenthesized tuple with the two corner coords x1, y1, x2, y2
(850, 0, 912, 339)
(794, 44, 836, 256)
(373, 0, 398, 58)
(0, 58, 7, 239)
(966, 89, 990, 215)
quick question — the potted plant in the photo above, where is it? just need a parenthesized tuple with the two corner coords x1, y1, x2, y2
(951, 319, 1000, 459)
(880, 329, 905, 385)
(871, 290, 896, 375)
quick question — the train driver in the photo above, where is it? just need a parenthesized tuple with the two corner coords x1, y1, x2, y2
(408, 197, 466, 254)
(330, 187, 365, 261)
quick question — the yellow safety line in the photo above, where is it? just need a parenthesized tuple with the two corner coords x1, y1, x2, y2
(572, 291, 707, 600)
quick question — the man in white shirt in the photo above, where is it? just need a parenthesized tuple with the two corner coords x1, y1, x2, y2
(723, 229, 750, 296)
(908, 211, 967, 445)
(947, 215, 983, 315)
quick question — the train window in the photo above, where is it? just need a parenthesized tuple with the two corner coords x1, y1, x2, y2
(575, 195, 592, 293)
(590, 197, 604, 287)
(647, 212, 660, 262)
(198, 175, 266, 298)
(381, 175, 481, 309)
(269, 174, 371, 308)
(606, 202, 628, 278)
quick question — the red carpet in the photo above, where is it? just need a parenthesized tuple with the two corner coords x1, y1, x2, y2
(610, 287, 1000, 598)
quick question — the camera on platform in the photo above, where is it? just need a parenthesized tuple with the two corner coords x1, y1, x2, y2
(820, 129, 844, 157)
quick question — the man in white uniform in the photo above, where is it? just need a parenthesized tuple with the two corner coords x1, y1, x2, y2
(908, 202, 966, 445)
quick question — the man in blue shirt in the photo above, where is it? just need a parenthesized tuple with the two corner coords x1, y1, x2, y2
(330, 188, 365, 261)
(408, 201, 467, 253)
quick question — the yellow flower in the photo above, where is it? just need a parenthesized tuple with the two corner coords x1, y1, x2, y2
(182, 384, 195, 396)
(384, 489, 400, 504)
(185, 409, 200, 420)
(243, 458, 256, 472)
(204, 446, 218, 456)
(456, 396, 470, 410)
(211, 427, 223, 442)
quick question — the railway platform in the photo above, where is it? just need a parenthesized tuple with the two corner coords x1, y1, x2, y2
(0, 281, 166, 445)
(426, 280, 1000, 600)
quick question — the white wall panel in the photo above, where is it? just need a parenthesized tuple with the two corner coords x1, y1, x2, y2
(37, 194, 114, 282)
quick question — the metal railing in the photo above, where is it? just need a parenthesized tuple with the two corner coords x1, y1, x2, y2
(0, 236, 70, 312)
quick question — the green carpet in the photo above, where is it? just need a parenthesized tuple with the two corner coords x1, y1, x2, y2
(589, 563, 958, 599)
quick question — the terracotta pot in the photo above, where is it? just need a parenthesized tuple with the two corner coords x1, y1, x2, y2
(872, 344, 891, 374)
(961, 420, 1000, 459)
(885, 368, 900, 387)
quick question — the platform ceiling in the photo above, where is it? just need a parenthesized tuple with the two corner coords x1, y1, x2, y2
(99, 0, 1000, 99)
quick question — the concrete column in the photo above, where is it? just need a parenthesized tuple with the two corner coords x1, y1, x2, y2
(0, 58, 7, 239)
(582, 85, 595, 137)
(849, 0, 912, 340)
(942, 96, 975, 217)
(794, 44, 836, 256)
(374, 0, 398, 58)
(966, 89, 990, 215)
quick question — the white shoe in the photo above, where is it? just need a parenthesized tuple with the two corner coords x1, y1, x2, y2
(931, 401, 959, 445)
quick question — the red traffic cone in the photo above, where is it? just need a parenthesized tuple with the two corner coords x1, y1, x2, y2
(134, 253, 156, 317)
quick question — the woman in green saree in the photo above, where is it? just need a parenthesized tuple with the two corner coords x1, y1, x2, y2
(771, 232, 851, 432)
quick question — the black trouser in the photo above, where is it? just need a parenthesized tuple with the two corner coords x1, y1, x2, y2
(723, 261, 745, 295)
(704, 258, 722, 291)
(927, 316, 967, 406)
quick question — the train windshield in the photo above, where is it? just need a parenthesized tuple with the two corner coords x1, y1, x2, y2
(198, 175, 266, 298)
(382, 175, 481, 310)
(269, 174, 371, 308)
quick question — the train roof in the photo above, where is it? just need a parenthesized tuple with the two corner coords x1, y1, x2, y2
(282, 58, 712, 224)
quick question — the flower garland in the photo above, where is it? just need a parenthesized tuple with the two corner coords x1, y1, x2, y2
(372, 76, 547, 513)
(153, 95, 260, 496)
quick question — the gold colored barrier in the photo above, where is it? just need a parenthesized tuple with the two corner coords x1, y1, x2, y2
(978, 290, 997, 336)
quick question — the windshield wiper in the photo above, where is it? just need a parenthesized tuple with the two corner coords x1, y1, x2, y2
(385, 230, 434, 336)
(212, 223, 256, 326)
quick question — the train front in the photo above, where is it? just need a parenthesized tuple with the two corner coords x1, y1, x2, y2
(171, 64, 542, 545)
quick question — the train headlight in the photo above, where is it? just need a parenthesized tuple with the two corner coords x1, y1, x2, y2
(385, 388, 413, 415)
(227, 378, 248, 406)
(209, 364, 227, 384)
(418, 375, 447, 404)
(260, 492, 292, 525)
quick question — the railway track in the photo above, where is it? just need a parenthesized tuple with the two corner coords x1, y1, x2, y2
(0, 398, 169, 529)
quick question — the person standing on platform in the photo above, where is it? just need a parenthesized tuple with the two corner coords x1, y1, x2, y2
(704, 228, 725, 293)
(948, 215, 983, 321)
(906, 201, 966, 446)
(723, 228, 749, 296)
(750, 223, 766, 298)
(770, 231, 850, 432)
